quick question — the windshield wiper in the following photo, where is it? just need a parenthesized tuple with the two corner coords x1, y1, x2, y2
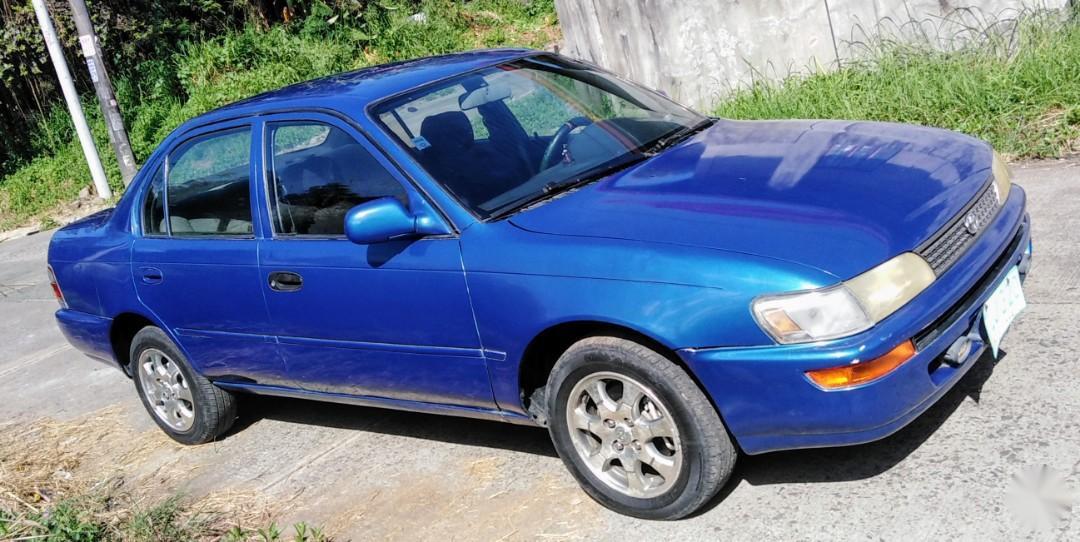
(488, 156, 649, 220)
(644, 118, 715, 155)
(485, 119, 715, 220)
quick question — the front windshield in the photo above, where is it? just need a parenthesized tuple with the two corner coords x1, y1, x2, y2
(372, 55, 708, 219)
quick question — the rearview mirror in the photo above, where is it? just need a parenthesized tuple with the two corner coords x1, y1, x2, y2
(344, 198, 446, 244)
(459, 82, 512, 110)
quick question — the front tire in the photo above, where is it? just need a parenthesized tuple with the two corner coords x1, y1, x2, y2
(546, 337, 736, 519)
(131, 327, 236, 445)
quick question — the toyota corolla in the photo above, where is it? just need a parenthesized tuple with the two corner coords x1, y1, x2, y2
(47, 49, 1031, 519)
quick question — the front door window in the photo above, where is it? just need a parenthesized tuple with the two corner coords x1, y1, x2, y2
(267, 121, 408, 236)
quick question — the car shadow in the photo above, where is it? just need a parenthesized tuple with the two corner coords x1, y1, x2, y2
(224, 348, 1002, 513)
(226, 393, 558, 458)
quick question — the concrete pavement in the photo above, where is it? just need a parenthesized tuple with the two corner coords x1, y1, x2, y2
(1, 159, 1077, 540)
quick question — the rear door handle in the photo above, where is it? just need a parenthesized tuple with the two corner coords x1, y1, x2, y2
(138, 266, 163, 285)
(268, 271, 303, 292)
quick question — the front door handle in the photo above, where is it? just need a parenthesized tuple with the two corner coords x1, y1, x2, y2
(268, 271, 303, 292)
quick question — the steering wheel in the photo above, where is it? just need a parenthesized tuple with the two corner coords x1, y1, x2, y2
(539, 116, 594, 171)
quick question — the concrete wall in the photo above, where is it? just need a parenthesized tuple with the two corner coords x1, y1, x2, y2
(555, 0, 1071, 109)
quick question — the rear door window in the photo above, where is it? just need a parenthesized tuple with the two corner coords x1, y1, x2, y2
(165, 128, 253, 236)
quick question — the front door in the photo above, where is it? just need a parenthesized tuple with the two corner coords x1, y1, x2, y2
(132, 122, 285, 385)
(256, 115, 493, 408)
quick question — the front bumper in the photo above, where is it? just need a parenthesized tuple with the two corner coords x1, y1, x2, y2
(681, 187, 1030, 455)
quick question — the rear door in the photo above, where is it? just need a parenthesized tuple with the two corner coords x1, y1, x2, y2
(255, 113, 493, 408)
(132, 121, 285, 385)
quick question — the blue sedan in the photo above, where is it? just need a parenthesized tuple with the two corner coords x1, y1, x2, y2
(47, 49, 1031, 519)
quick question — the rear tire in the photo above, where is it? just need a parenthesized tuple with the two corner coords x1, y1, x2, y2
(130, 327, 236, 445)
(546, 336, 736, 519)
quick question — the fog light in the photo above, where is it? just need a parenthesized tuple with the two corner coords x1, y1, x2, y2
(943, 336, 974, 367)
(805, 340, 916, 390)
(1019, 239, 1033, 277)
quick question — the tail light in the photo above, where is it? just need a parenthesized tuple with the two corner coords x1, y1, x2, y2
(46, 265, 68, 309)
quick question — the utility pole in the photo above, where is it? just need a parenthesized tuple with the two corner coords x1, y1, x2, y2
(69, 0, 137, 185)
(30, 0, 111, 200)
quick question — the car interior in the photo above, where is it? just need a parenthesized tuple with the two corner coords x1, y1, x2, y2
(163, 171, 253, 236)
(413, 106, 680, 214)
(386, 69, 691, 215)
(417, 109, 538, 208)
(268, 126, 407, 235)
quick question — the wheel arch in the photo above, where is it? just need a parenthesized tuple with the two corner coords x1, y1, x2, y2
(109, 312, 158, 376)
(517, 320, 721, 427)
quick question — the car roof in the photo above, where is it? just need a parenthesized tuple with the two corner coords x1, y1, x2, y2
(181, 48, 537, 130)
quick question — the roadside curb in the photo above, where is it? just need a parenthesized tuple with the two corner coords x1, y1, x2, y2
(0, 225, 41, 244)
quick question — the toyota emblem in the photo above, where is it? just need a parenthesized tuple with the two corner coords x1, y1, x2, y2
(963, 212, 981, 234)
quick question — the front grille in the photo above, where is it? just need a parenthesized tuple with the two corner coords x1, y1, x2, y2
(914, 220, 1025, 350)
(917, 182, 1000, 275)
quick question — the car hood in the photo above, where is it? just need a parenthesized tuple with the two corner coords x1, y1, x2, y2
(509, 119, 993, 279)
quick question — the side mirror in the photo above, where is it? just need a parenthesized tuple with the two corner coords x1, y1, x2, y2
(344, 197, 445, 245)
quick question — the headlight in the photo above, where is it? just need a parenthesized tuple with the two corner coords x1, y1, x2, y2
(753, 252, 935, 344)
(845, 253, 937, 321)
(991, 150, 1012, 205)
(753, 285, 871, 344)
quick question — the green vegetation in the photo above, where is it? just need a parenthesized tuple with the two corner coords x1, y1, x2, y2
(716, 11, 1080, 160)
(4, 3, 1078, 231)
(0, 0, 558, 229)
(0, 495, 329, 541)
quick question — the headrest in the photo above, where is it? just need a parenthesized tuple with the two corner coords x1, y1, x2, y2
(420, 111, 474, 151)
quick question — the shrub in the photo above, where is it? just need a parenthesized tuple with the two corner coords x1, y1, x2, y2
(0, 0, 559, 229)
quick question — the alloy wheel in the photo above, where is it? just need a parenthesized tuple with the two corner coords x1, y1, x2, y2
(565, 371, 682, 498)
(137, 348, 195, 431)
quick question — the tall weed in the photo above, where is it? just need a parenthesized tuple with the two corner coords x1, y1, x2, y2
(716, 11, 1080, 159)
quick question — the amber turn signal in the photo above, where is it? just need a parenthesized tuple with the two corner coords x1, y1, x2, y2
(805, 340, 916, 390)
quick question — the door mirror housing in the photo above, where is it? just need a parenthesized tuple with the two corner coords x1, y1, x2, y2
(344, 198, 447, 244)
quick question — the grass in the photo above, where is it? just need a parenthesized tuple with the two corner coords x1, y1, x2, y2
(715, 10, 1080, 159)
(0, 0, 559, 230)
(1, 496, 330, 541)
(0, 406, 331, 541)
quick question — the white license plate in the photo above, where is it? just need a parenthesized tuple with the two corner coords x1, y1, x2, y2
(982, 266, 1026, 357)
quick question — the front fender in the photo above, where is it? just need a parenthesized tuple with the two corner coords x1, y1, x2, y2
(461, 221, 837, 414)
